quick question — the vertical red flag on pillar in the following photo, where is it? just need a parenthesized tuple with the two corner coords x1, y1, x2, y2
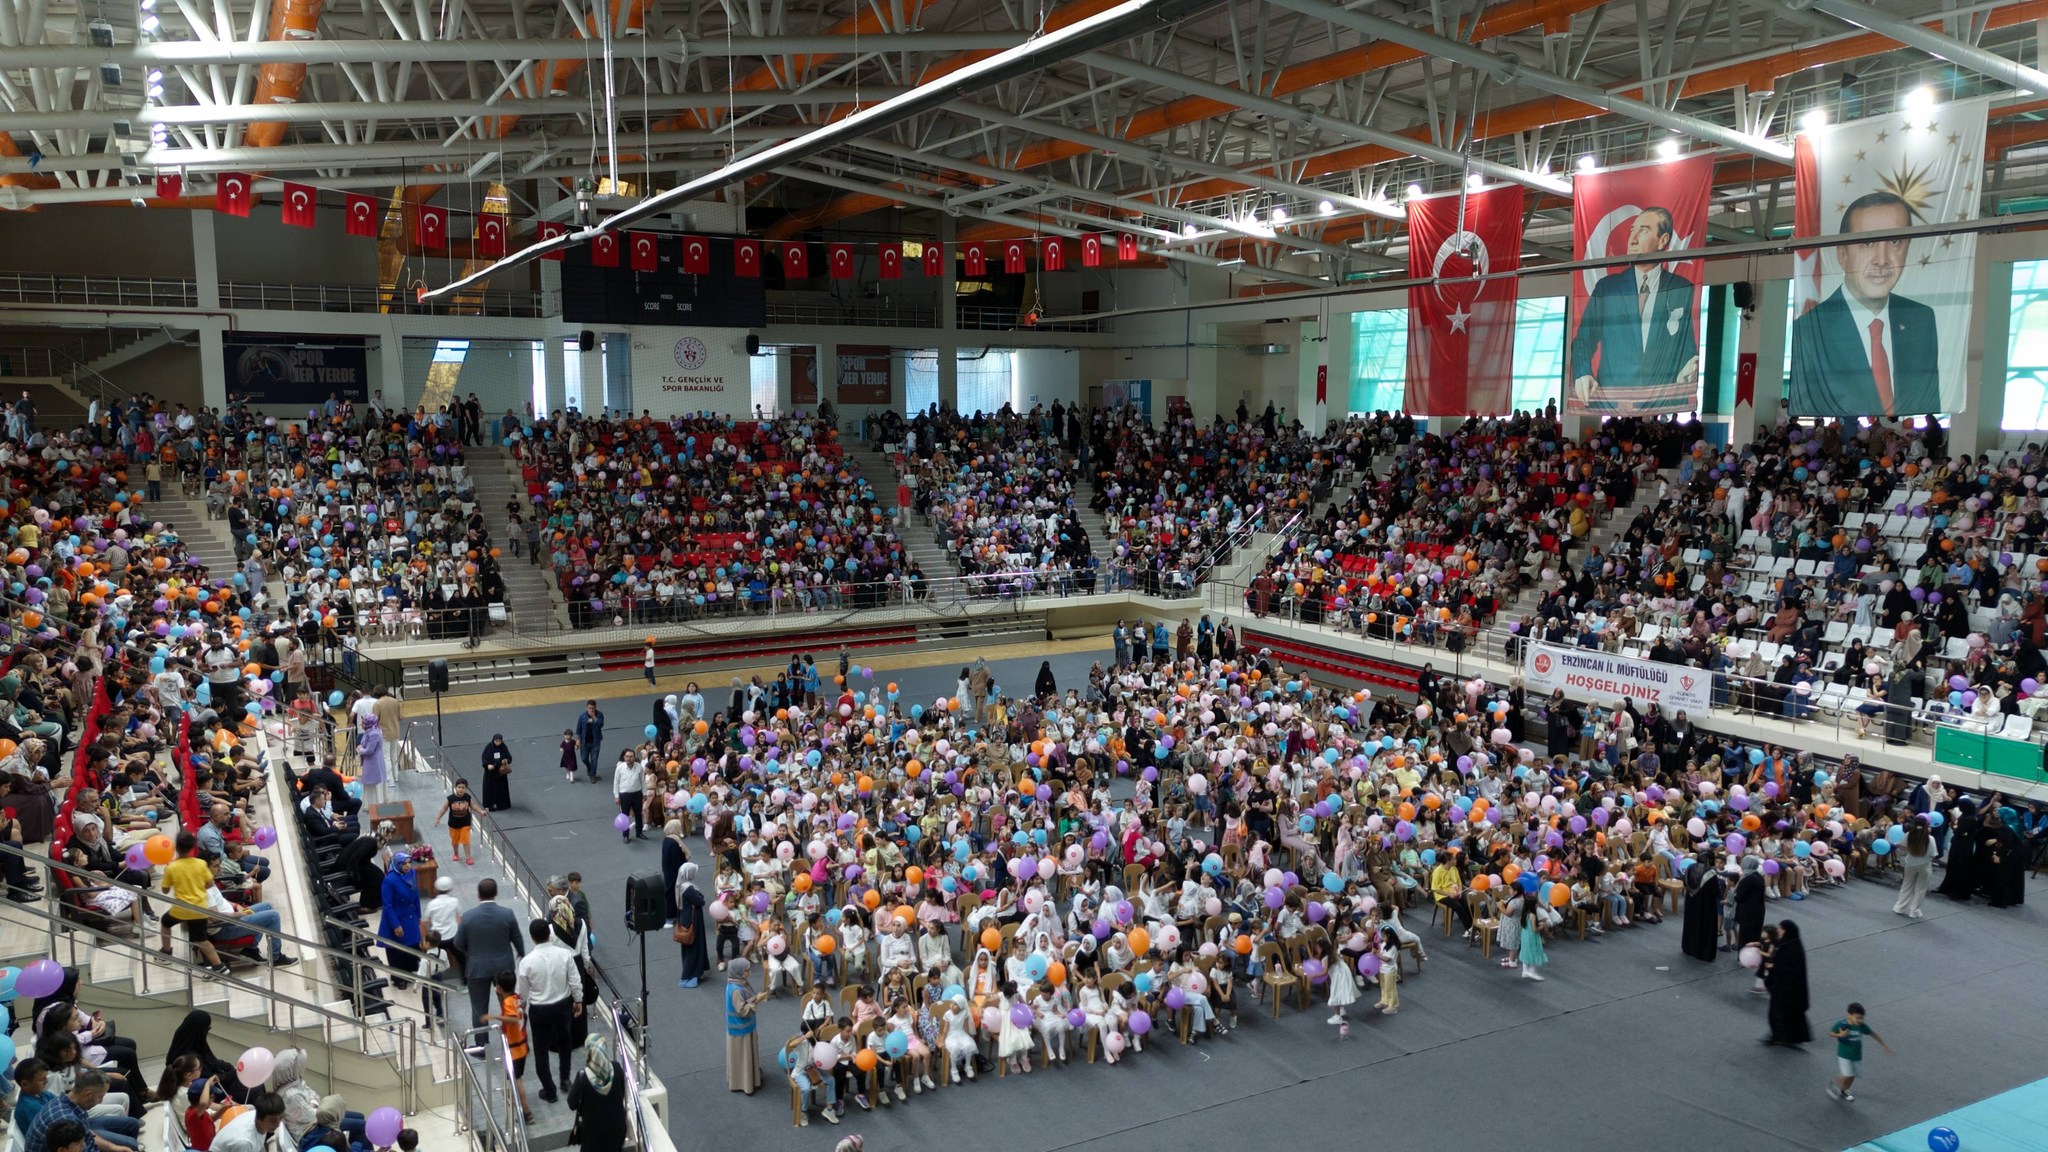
(590, 231, 619, 268)
(680, 235, 710, 274)
(1081, 235, 1102, 267)
(1403, 184, 1523, 417)
(921, 243, 943, 277)
(214, 173, 252, 217)
(475, 215, 507, 258)
(1042, 237, 1066, 271)
(963, 242, 986, 276)
(628, 231, 660, 272)
(416, 203, 448, 249)
(535, 219, 567, 260)
(782, 242, 809, 279)
(1116, 233, 1137, 262)
(828, 243, 855, 279)
(733, 238, 760, 276)
(279, 182, 316, 228)
(878, 242, 902, 279)
(344, 193, 379, 237)
(154, 171, 182, 200)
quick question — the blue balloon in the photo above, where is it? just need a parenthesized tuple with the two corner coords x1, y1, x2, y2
(687, 794, 709, 813)
(1297, 814, 1317, 834)
(1517, 872, 1540, 894)
(903, 825, 921, 843)
(645, 724, 659, 740)
(1747, 747, 1764, 765)
(1927, 1126, 1959, 1152)
(1322, 871, 1343, 893)
(942, 983, 965, 1004)
(1133, 972, 1154, 994)
(328, 690, 345, 707)
(1024, 954, 1049, 981)
(1871, 838, 1892, 856)
(1792, 840, 1812, 859)
(885, 1030, 911, 1059)
(1927, 811, 1945, 829)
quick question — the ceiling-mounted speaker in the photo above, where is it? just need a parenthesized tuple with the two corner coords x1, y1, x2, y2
(1731, 282, 1755, 311)
(745, 335, 761, 356)
(578, 330, 595, 352)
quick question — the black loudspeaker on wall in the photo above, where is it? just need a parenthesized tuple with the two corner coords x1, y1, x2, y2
(625, 873, 668, 932)
(578, 329, 596, 352)
(426, 658, 450, 694)
(1731, 282, 1756, 311)
(745, 334, 761, 355)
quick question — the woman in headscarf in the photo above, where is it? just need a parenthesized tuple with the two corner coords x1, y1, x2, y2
(480, 734, 514, 811)
(723, 957, 763, 1094)
(1034, 661, 1058, 699)
(378, 850, 424, 989)
(263, 1048, 325, 1145)
(652, 695, 675, 747)
(1936, 797, 1983, 902)
(1761, 919, 1811, 1046)
(166, 1009, 246, 1103)
(674, 860, 711, 988)
(357, 715, 387, 801)
(1981, 807, 2026, 908)
(566, 1035, 628, 1149)
(1679, 848, 1725, 963)
(660, 819, 690, 925)
(1731, 855, 1769, 953)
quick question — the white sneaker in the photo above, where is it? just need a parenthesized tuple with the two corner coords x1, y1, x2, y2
(922, 1075, 936, 1091)
(893, 1085, 906, 1101)
(1325, 1014, 1343, 1025)
(565, 772, 575, 782)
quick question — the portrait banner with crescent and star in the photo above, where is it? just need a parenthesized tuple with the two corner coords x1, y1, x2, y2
(1405, 185, 1522, 417)
(1789, 97, 1986, 419)
(1567, 154, 1713, 416)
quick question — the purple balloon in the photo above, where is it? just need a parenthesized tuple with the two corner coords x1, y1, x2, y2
(613, 813, 632, 832)
(1164, 987, 1188, 1010)
(1009, 1003, 1035, 1029)
(1068, 1008, 1088, 1029)
(1013, 857, 1037, 880)
(1264, 886, 1286, 909)
(1092, 920, 1113, 940)
(1128, 1010, 1152, 1035)
(364, 1109, 404, 1149)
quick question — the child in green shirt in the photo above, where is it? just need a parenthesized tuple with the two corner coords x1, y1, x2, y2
(1827, 1001, 1892, 1102)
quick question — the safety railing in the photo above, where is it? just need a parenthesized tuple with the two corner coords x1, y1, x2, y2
(765, 299, 937, 328)
(0, 272, 548, 317)
(449, 1019, 528, 1152)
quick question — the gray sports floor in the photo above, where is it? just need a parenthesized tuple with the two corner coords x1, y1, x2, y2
(422, 646, 2044, 1152)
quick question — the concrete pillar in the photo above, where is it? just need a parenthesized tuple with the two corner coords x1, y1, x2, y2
(1186, 321, 1221, 424)
(191, 211, 228, 411)
(543, 335, 566, 416)
(1729, 278, 1788, 451)
(937, 216, 959, 414)
(377, 334, 405, 413)
(1951, 256, 2009, 458)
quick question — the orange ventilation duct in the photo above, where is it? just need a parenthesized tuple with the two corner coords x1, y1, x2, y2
(0, 133, 58, 204)
(243, 0, 328, 149)
(489, 0, 651, 140)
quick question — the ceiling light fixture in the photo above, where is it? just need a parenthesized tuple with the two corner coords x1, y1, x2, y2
(1269, 206, 1289, 225)
(1800, 108, 1828, 132)
(1657, 138, 1681, 159)
(1317, 198, 1335, 216)
(1576, 154, 1596, 172)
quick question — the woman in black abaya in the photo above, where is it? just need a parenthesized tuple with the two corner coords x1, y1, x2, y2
(1762, 919, 1812, 1046)
(1936, 798, 1983, 902)
(1981, 809, 2026, 907)
(1731, 855, 1769, 950)
(1680, 849, 1725, 962)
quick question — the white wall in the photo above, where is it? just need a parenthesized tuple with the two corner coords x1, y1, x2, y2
(624, 326, 754, 418)
(1014, 347, 1080, 410)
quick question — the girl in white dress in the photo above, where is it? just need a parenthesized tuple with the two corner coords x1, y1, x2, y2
(1076, 972, 1127, 1065)
(1322, 937, 1359, 1027)
(1031, 984, 1071, 1063)
(995, 981, 1035, 1074)
(939, 993, 978, 1083)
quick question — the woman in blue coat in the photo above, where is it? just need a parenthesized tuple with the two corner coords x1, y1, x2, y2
(378, 850, 424, 989)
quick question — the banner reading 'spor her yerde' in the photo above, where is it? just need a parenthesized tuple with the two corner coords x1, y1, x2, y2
(1521, 641, 1713, 717)
(1568, 153, 1713, 415)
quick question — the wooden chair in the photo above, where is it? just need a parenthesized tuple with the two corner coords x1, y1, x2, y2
(837, 984, 864, 1018)
(1253, 941, 1297, 1018)
(1652, 855, 1685, 913)
(1468, 893, 1500, 960)
(1122, 863, 1145, 893)
(783, 1038, 816, 1127)
(852, 1019, 894, 1105)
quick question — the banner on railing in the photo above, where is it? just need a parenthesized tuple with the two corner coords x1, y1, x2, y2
(223, 333, 370, 405)
(1521, 641, 1713, 716)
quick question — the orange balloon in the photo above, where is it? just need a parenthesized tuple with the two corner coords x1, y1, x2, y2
(893, 905, 915, 926)
(906, 866, 924, 886)
(906, 759, 922, 777)
(1470, 875, 1490, 892)
(981, 927, 1002, 952)
(1233, 934, 1253, 955)
(1046, 961, 1067, 986)
(143, 835, 175, 866)
(1127, 927, 1151, 956)
(1547, 883, 1570, 907)
(862, 890, 882, 910)
(694, 720, 709, 735)
(1501, 864, 1522, 883)
(814, 933, 835, 955)
(856, 775, 874, 794)
(853, 1047, 876, 1071)
(792, 874, 812, 893)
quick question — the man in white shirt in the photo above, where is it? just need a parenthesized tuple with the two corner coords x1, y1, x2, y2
(210, 1092, 286, 1152)
(514, 918, 584, 1103)
(612, 749, 647, 842)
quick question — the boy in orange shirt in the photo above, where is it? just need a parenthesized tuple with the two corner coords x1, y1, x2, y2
(483, 970, 535, 1123)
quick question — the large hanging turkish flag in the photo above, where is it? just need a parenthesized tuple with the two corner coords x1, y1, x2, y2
(1042, 237, 1066, 271)
(733, 238, 760, 276)
(416, 203, 448, 249)
(1002, 240, 1028, 274)
(590, 231, 619, 268)
(1081, 235, 1102, 267)
(154, 171, 182, 200)
(279, 182, 316, 228)
(921, 243, 943, 277)
(782, 242, 809, 279)
(344, 193, 379, 237)
(628, 231, 660, 272)
(1116, 234, 1137, 261)
(828, 243, 855, 279)
(1404, 185, 1522, 417)
(878, 242, 902, 280)
(476, 216, 507, 258)
(680, 235, 710, 274)
(214, 173, 252, 217)
(963, 243, 986, 276)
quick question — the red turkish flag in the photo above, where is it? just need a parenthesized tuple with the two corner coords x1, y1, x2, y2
(963, 243, 986, 276)
(590, 231, 620, 268)
(782, 242, 809, 279)
(535, 220, 567, 260)
(629, 231, 660, 272)
(733, 238, 760, 276)
(1404, 185, 1522, 417)
(280, 182, 316, 229)
(155, 171, 182, 200)
(344, 193, 379, 237)
(921, 243, 943, 277)
(1116, 233, 1137, 262)
(214, 173, 252, 217)
(476, 216, 507, 259)
(878, 243, 902, 280)
(828, 243, 855, 279)
(1003, 240, 1027, 274)
(1042, 237, 1066, 272)
(680, 236, 710, 274)
(1081, 235, 1102, 267)
(416, 203, 447, 249)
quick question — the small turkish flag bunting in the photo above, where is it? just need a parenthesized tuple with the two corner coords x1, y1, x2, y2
(1042, 237, 1066, 272)
(734, 238, 760, 276)
(591, 232, 619, 268)
(416, 203, 447, 249)
(535, 220, 567, 260)
(214, 172, 252, 217)
(629, 231, 660, 272)
(1117, 233, 1137, 262)
(476, 216, 506, 259)
(963, 242, 986, 276)
(828, 243, 855, 279)
(1003, 241, 1027, 274)
(782, 242, 808, 279)
(280, 182, 316, 229)
(155, 171, 182, 201)
(922, 242, 943, 277)
(344, 193, 379, 238)
(878, 243, 902, 280)
(682, 236, 710, 274)
(1081, 235, 1102, 267)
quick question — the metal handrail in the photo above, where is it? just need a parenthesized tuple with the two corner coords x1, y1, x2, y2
(0, 271, 548, 318)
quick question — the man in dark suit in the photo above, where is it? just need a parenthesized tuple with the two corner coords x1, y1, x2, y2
(1790, 190, 1942, 418)
(449, 877, 525, 1040)
(1570, 207, 1699, 409)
